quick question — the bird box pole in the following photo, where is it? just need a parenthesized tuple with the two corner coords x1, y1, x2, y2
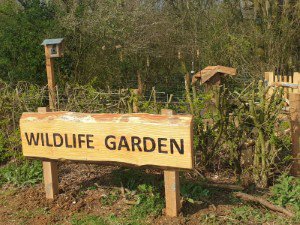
(44, 45, 56, 110)
(42, 41, 62, 199)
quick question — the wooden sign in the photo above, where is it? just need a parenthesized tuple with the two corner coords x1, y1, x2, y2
(20, 111, 194, 169)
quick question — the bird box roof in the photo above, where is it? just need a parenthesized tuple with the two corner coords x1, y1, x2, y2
(192, 65, 236, 85)
(41, 38, 64, 46)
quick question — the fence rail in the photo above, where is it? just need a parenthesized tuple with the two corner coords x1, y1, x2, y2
(265, 72, 300, 101)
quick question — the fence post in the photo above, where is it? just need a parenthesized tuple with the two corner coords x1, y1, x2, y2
(289, 93, 300, 177)
(161, 109, 181, 217)
(265, 72, 274, 97)
(38, 107, 59, 199)
(283, 74, 288, 100)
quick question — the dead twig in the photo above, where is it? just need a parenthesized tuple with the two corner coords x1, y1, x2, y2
(203, 183, 244, 191)
(233, 192, 295, 217)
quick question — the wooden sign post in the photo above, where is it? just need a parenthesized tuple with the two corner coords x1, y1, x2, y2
(38, 107, 59, 199)
(41, 38, 64, 199)
(162, 109, 181, 217)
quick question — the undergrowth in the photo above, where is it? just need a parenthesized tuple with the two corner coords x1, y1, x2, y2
(0, 160, 42, 187)
(71, 215, 108, 225)
(128, 184, 164, 223)
(229, 205, 292, 225)
(270, 174, 300, 219)
(180, 181, 210, 203)
(72, 183, 164, 225)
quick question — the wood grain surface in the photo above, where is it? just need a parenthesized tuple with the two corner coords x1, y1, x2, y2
(20, 112, 194, 169)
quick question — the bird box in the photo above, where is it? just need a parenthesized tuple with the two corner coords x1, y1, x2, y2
(41, 38, 64, 58)
(192, 65, 237, 86)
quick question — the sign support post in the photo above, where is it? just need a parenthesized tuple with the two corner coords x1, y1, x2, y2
(38, 107, 59, 199)
(162, 109, 181, 217)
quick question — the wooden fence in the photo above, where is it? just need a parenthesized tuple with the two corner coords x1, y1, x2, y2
(265, 72, 300, 102)
(265, 72, 300, 177)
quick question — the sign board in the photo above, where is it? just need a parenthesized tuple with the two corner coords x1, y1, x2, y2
(20, 112, 194, 169)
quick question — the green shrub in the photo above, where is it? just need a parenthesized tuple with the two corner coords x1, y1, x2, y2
(181, 182, 210, 203)
(0, 133, 11, 163)
(270, 174, 300, 213)
(0, 160, 43, 187)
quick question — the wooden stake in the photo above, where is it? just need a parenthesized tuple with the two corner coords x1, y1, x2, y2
(264, 72, 269, 82)
(162, 109, 181, 217)
(283, 75, 288, 100)
(265, 72, 274, 97)
(38, 107, 59, 199)
(44, 46, 56, 110)
(293, 72, 300, 94)
(289, 93, 300, 177)
(133, 89, 139, 113)
(137, 71, 143, 95)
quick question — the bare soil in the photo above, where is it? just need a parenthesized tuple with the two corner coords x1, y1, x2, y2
(0, 163, 285, 225)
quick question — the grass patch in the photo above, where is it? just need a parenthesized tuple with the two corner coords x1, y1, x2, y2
(101, 190, 120, 206)
(200, 205, 297, 225)
(71, 215, 109, 225)
(128, 184, 164, 222)
(228, 205, 293, 225)
(0, 160, 43, 187)
(14, 207, 49, 220)
(110, 168, 164, 223)
(98, 183, 164, 225)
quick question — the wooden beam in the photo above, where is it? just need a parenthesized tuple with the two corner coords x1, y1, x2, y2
(38, 107, 59, 199)
(162, 109, 181, 217)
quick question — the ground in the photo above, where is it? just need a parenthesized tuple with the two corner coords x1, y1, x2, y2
(0, 163, 297, 225)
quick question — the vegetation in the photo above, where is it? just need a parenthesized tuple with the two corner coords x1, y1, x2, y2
(270, 174, 300, 218)
(0, 0, 299, 87)
(0, 78, 293, 187)
(71, 215, 108, 225)
(0, 0, 299, 224)
(0, 160, 42, 187)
